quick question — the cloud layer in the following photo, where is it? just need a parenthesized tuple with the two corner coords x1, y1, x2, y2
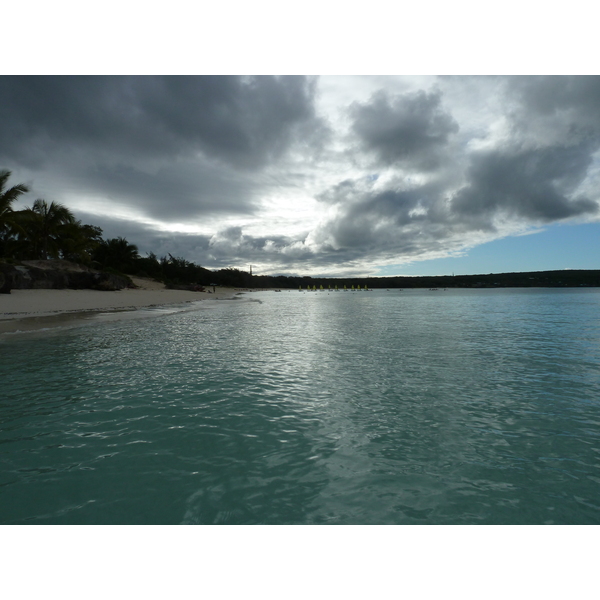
(2, 75, 599, 275)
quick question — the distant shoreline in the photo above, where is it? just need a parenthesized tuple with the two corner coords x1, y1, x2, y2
(272, 269, 600, 290)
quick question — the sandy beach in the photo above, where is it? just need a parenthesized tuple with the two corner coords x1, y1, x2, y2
(0, 277, 237, 334)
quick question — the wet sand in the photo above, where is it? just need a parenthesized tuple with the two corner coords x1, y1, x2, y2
(0, 277, 237, 334)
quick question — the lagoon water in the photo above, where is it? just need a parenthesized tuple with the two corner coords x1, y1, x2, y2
(1, 288, 600, 524)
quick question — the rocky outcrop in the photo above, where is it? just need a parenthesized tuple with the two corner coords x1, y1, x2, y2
(0, 260, 131, 293)
(0, 270, 10, 294)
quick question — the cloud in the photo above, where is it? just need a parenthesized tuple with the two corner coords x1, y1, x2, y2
(0, 76, 326, 170)
(444, 76, 600, 229)
(0, 75, 330, 230)
(76, 160, 260, 222)
(308, 175, 457, 262)
(507, 76, 600, 127)
(302, 78, 600, 274)
(349, 89, 459, 170)
(2, 75, 600, 277)
(450, 142, 599, 226)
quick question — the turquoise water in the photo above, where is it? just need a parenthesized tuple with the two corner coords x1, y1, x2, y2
(1, 288, 600, 524)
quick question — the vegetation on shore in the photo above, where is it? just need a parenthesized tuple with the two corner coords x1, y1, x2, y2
(1, 169, 599, 289)
(0, 169, 249, 288)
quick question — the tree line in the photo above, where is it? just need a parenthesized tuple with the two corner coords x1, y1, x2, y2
(0, 169, 253, 287)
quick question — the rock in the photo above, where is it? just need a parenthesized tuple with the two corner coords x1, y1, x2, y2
(0, 260, 131, 291)
(0, 271, 10, 294)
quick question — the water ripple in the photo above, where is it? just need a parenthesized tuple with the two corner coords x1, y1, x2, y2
(1, 289, 600, 523)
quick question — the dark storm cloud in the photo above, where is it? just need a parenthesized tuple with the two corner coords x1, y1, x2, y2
(507, 76, 600, 127)
(311, 176, 452, 257)
(0, 75, 328, 226)
(349, 89, 459, 170)
(80, 161, 258, 221)
(0, 75, 325, 170)
(502, 76, 600, 152)
(318, 177, 441, 224)
(451, 142, 599, 226)
(446, 76, 600, 228)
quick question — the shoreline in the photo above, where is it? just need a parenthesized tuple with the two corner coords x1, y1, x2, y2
(0, 277, 239, 334)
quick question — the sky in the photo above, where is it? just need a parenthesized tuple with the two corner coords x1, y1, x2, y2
(3, 9, 599, 279)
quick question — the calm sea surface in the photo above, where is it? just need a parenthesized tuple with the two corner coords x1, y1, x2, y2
(1, 288, 599, 524)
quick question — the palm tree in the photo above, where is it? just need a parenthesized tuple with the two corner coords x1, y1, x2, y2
(0, 169, 29, 257)
(58, 222, 104, 264)
(22, 198, 76, 259)
(93, 237, 139, 273)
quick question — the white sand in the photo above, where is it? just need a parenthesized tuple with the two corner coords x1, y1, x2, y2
(0, 277, 237, 333)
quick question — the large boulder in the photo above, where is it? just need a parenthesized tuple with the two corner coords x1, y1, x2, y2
(0, 260, 131, 291)
(0, 270, 10, 294)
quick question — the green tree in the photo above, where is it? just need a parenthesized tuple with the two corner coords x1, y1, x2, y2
(159, 253, 210, 285)
(0, 169, 29, 257)
(93, 237, 139, 273)
(19, 199, 77, 259)
(58, 222, 104, 264)
(134, 251, 163, 280)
